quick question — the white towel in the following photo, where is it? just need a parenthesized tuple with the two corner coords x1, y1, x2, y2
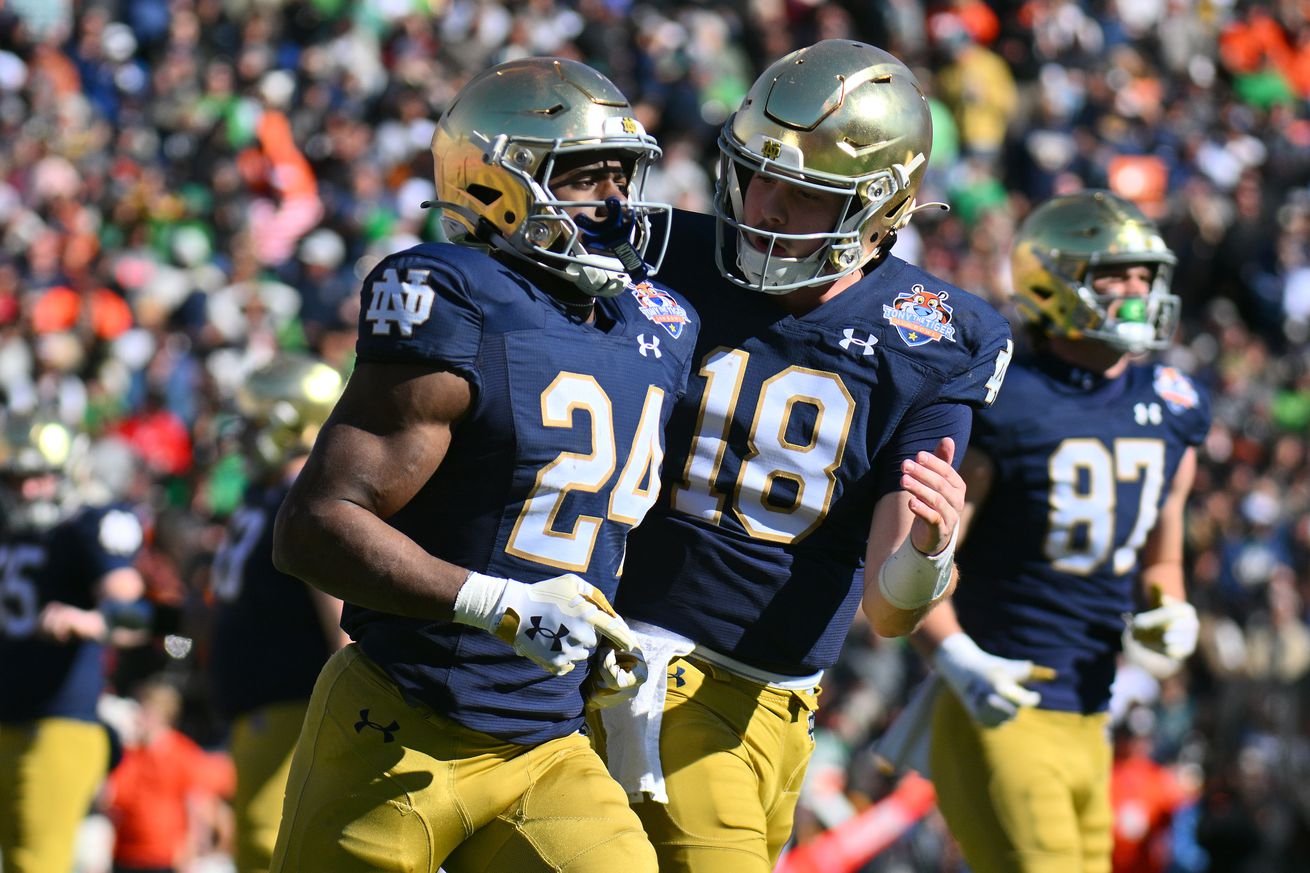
(598, 621, 695, 803)
(871, 674, 942, 779)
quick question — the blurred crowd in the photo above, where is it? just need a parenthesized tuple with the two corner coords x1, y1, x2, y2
(3, 0, 1310, 870)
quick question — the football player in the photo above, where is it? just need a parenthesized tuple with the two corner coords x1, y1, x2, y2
(0, 417, 147, 873)
(207, 354, 347, 873)
(910, 190, 1210, 873)
(267, 58, 698, 873)
(590, 40, 1015, 872)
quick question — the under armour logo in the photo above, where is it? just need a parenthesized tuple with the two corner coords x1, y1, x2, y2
(637, 334, 661, 359)
(839, 328, 878, 356)
(365, 268, 434, 337)
(668, 665, 686, 687)
(525, 616, 569, 652)
(354, 708, 400, 743)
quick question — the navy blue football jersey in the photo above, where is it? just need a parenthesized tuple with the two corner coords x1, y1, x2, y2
(956, 355, 1211, 713)
(209, 482, 334, 720)
(341, 242, 698, 744)
(617, 210, 1013, 675)
(0, 504, 142, 722)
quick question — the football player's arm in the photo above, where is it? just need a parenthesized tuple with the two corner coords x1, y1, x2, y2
(862, 436, 964, 638)
(273, 360, 635, 675)
(1130, 447, 1199, 664)
(910, 449, 1054, 726)
(271, 359, 474, 620)
(39, 561, 148, 644)
(910, 446, 992, 651)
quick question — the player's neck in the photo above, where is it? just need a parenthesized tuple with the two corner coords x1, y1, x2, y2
(773, 267, 864, 317)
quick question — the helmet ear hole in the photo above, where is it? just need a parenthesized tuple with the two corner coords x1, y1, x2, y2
(466, 184, 501, 206)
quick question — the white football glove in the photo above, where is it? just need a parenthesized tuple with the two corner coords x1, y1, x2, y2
(934, 632, 1057, 728)
(1130, 593, 1199, 663)
(584, 639, 649, 710)
(454, 572, 637, 676)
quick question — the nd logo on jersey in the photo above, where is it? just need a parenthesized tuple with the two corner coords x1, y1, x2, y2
(631, 283, 690, 339)
(882, 284, 957, 347)
(366, 268, 435, 337)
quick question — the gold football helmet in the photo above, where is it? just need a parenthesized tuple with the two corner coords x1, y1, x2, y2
(237, 354, 344, 472)
(0, 415, 77, 533)
(1011, 190, 1179, 352)
(431, 58, 668, 297)
(715, 40, 933, 293)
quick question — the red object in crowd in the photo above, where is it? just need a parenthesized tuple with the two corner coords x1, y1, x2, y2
(775, 773, 938, 873)
(30, 285, 133, 339)
(113, 409, 194, 476)
(104, 729, 235, 869)
(1111, 752, 1189, 873)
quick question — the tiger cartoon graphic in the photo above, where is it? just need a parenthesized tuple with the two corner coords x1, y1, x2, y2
(883, 283, 958, 347)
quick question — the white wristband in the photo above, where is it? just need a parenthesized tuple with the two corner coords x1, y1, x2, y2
(877, 525, 958, 610)
(453, 571, 508, 632)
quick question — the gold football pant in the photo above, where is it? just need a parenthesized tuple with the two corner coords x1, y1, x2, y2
(0, 717, 109, 873)
(592, 654, 818, 873)
(270, 644, 656, 873)
(230, 700, 310, 873)
(930, 689, 1113, 873)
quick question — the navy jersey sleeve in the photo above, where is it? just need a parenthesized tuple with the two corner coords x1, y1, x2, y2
(72, 505, 142, 579)
(874, 402, 973, 496)
(355, 244, 485, 390)
(45, 506, 141, 607)
(1150, 364, 1211, 447)
(940, 305, 1013, 410)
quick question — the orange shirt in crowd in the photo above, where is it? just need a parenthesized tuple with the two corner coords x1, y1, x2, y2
(104, 728, 235, 869)
(1111, 752, 1188, 873)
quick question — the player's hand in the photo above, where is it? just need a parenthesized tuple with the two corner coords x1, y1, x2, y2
(584, 639, 649, 710)
(38, 602, 107, 643)
(454, 572, 637, 676)
(934, 632, 1056, 728)
(1130, 593, 1198, 663)
(904, 437, 964, 556)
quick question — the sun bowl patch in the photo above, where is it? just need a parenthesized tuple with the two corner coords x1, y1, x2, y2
(882, 284, 958, 347)
(1153, 365, 1198, 413)
(631, 283, 690, 339)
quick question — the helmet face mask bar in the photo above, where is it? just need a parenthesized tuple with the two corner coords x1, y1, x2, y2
(712, 40, 934, 295)
(1011, 190, 1180, 354)
(431, 59, 670, 298)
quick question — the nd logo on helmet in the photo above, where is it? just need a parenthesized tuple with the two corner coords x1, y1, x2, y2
(761, 139, 782, 159)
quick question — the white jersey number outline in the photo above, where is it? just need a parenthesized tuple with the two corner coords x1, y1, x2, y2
(0, 544, 45, 639)
(673, 348, 855, 544)
(211, 507, 268, 602)
(1045, 437, 1166, 575)
(507, 373, 666, 571)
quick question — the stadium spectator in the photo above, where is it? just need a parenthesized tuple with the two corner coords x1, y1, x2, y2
(101, 676, 235, 873)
